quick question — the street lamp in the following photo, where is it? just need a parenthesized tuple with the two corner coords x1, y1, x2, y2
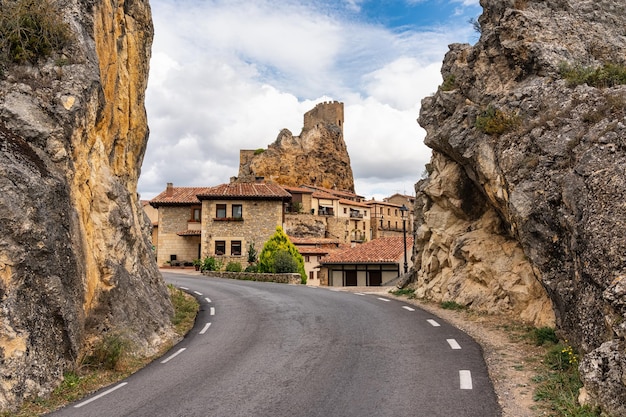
(399, 204, 409, 274)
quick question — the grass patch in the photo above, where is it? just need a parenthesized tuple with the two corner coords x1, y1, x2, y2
(389, 288, 416, 299)
(475, 105, 521, 135)
(560, 62, 626, 88)
(440, 300, 467, 311)
(439, 75, 457, 91)
(0, 0, 73, 66)
(5, 285, 198, 416)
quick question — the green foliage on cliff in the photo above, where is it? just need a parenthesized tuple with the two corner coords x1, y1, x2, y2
(258, 226, 306, 283)
(0, 0, 72, 65)
(560, 62, 626, 88)
(475, 105, 520, 135)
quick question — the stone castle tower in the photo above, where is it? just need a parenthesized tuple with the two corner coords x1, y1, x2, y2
(303, 101, 344, 134)
(235, 101, 354, 191)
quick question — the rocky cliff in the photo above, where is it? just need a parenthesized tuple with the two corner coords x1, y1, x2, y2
(0, 0, 174, 411)
(414, 0, 626, 414)
(237, 101, 355, 192)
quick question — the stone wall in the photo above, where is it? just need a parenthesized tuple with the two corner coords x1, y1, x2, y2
(156, 206, 199, 265)
(202, 271, 301, 285)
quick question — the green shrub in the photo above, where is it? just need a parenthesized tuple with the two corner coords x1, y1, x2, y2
(225, 261, 242, 272)
(254, 148, 265, 155)
(247, 242, 258, 264)
(244, 264, 259, 273)
(475, 105, 520, 135)
(533, 326, 559, 346)
(0, 0, 73, 65)
(440, 300, 467, 311)
(84, 333, 129, 370)
(201, 256, 222, 272)
(273, 249, 299, 273)
(439, 75, 457, 91)
(560, 62, 626, 88)
(258, 226, 306, 283)
(168, 284, 199, 335)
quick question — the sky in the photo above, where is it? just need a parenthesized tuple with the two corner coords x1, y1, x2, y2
(138, 0, 483, 200)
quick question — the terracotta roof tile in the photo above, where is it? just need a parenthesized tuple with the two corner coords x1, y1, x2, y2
(150, 187, 211, 206)
(283, 186, 314, 194)
(312, 191, 340, 200)
(302, 184, 363, 199)
(198, 183, 291, 199)
(338, 199, 371, 208)
(177, 230, 201, 236)
(320, 236, 414, 264)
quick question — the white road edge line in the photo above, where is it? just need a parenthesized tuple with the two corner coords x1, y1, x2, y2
(74, 382, 128, 408)
(161, 348, 186, 364)
(460, 370, 473, 389)
(427, 319, 441, 327)
(377, 297, 391, 302)
(402, 306, 415, 311)
(205, 297, 212, 303)
(210, 307, 215, 316)
(447, 339, 462, 350)
(199, 323, 212, 334)
(194, 291, 203, 296)
(355, 293, 366, 296)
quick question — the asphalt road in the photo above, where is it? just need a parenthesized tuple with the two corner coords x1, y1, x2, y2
(49, 271, 501, 417)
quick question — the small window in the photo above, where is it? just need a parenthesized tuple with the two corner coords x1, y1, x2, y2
(363, 222, 366, 230)
(232, 204, 243, 219)
(395, 209, 398, 216)
(343, 208, 347, 214)
(388, 220, 391, 228)
(387, 208, 391, 215)
(309, 271, 314, 281)
(231, 240, 242, 256)
(364, 210, 367, 217)
(216, 204, 226, 219)
(395, 221, 398, 228)
(305, 255, 310, 262)
(215, 241, 226, 255)
(191, 207, 201, 222)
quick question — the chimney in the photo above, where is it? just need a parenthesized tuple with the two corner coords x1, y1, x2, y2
(166, 182, 173, 197)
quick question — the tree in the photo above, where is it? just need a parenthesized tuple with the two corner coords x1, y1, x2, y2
(258, 226, 306, 283)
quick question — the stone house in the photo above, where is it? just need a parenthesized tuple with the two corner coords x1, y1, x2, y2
(149, 184, 211, 266)
(367, 199, 411, 239)
(197, 182, 292, 265)
(289, 237, 345, 286)
(150, 182, 291, 267)
(319, 236, 414, 287)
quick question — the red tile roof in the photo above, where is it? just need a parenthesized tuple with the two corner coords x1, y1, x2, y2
(150, 187, 211, 206)
(312, 191, 340, 200)
(283, 186, 314, 194)
(197, 183, 292, 200)
(338, 199, 371, 208)
(303, 184, 363, 200)
(320, 236, 414, 265)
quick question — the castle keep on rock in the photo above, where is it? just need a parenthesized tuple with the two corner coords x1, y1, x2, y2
(236, 101, 355, 192)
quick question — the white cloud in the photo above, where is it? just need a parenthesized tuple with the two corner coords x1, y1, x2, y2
(138, 0, 478, 200)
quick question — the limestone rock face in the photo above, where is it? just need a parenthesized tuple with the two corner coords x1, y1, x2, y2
(237, 102, 355, 192)
(0, 0, 174, 410)
(416, 0, 626, 414)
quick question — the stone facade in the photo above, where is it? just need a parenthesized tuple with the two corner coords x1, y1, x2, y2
(156, 205, 201, 265)
(201, 199, 284, 265)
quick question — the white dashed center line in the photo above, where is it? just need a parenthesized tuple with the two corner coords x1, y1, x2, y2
(205, 297, 212, 303)
(447, 339, 462, 350)
(427, 319, 441, 327)
(161, 348, 186, 364)
(377, 297, 391, 302)
(199, 323, 212, 335)
(355, 293, 366, 296)
(194, 291, 202, 296)
(460, 370, 473, 389)
(210, 307, 215, 316)
(402, 306, 415, 311)
(179, 287, 189, 290)
(74, 383, 127, 408)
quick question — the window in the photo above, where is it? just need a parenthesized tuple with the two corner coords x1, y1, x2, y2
(232, 204, 243, 219)
(343, 208, 347, 214)
(387, 208, 391, 215)
(215, 241, 226, 255)
(216, 204, 226, 219)
(191, 207, 201, 222)
(231, 240, 242, 256)
(364, 210, 367, 217)
(309, 271, 314, 281)
(305, 255, 310, 262)
(395, 209, 398, 216)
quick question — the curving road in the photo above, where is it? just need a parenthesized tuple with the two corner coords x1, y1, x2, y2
(49, 271, 501, 417)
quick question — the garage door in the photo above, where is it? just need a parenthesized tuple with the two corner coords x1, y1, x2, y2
(345, 270, 357, 286)
(369, 270, 382, 286)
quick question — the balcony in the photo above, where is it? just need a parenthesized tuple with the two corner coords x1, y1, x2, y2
(213, 217, 244, 222)
(350, 211, 363, 219)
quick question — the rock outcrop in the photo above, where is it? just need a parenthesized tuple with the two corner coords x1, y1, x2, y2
(0, 0, 174, 411)
(237, 101, 355, 192)
(414, 0, 626, 414)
